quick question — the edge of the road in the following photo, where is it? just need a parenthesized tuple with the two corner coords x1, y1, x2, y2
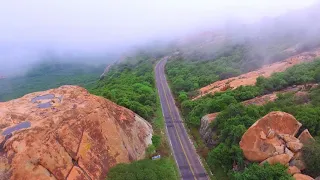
(162, 66, 212, 176)
(155, 57, 212, 180)
(154, 60, 182, 180)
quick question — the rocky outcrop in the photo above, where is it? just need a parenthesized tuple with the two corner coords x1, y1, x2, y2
(195, 48, 320, 99)
(242, 93, 278, 106)
(0, 86, 153, 180)
(239, 111, 315, 180)
(239, 111, 301, 162)
(298, 129, 315, 145)
(241, 84, 317, 106)
(199, 113, 219, 147)
(293, 174, 314, 180)
(288, 166, 301, 175)
(260, 154, 291, 166)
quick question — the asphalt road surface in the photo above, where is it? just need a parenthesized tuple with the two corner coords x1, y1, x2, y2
(155, 57, 209, 180)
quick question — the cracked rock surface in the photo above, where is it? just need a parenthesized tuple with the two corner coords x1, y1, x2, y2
(240, 111, 315, 180)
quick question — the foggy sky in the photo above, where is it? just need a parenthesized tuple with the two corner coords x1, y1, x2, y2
(0, 0, 318, 75)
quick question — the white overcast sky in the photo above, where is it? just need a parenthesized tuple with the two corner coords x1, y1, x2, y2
(0, 0, 318, 75)
(0, 0, 318, 49)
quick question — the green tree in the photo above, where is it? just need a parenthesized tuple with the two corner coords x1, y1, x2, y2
(152, 135, 161, 149)
(178, 91, 188, 102)
(207, 143, 244, 172)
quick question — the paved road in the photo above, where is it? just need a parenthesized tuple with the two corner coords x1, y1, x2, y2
(155, 57, 209, 180)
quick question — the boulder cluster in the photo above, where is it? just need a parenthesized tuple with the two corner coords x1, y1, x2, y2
(240, 111, 315, 180)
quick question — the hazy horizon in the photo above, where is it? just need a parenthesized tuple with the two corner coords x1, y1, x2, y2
(0, 0, 318, 76)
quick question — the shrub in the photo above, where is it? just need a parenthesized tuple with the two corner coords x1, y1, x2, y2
(232, 163, 293, 180)
(152, 135, 161, 149)
(302, 137, 320, 177)
(107, 158, 178, 180)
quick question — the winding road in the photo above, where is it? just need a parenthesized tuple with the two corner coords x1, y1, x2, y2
(155, 57, 209, 180)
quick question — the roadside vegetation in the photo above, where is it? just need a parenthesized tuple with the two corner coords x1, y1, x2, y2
(0, 61, 104, 101)
(107, 158, 178, 180)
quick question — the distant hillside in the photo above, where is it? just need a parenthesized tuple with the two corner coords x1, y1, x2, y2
(174, 2, 320, 64)
(0, 61, 105, 101)
(166, 3, 320, 98)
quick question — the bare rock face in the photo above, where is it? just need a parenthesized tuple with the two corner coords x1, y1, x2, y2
(298, 129, 315, 145)
(0, 86, 153, 180)
(288, 166, 301, 175)
(287, 142, 303, 152)
(239, 111, 301, 162)
(199, 113, 219, 148)
(293, 174, 315, 180)
(260, 154, 291, 166)
(281, 134, 300, 143)
(285, 148, 294, 159)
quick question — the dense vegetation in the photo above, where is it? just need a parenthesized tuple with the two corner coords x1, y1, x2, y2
(91, 53, 157, 120)
(232, 163, 293, 180)
(166, 46, 253, 95)
(0, 61, 104, 101)
(107, 158, 178, 180)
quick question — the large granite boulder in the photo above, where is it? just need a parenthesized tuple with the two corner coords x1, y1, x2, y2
(239, 111, 301, 162)
(0, 86, 153, 180)
(239, 111, 316, 179)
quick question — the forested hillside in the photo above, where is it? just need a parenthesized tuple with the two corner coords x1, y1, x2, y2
(167, 3, 320, 100)
(0, 61, 105, 101)
(91, 53, 157, 120)
(167, 45, 251, 96)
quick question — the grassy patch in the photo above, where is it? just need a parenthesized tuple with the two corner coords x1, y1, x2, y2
(107, 158, 179, 180)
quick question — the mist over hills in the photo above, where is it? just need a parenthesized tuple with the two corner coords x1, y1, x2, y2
(174, 2, 320, 66)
